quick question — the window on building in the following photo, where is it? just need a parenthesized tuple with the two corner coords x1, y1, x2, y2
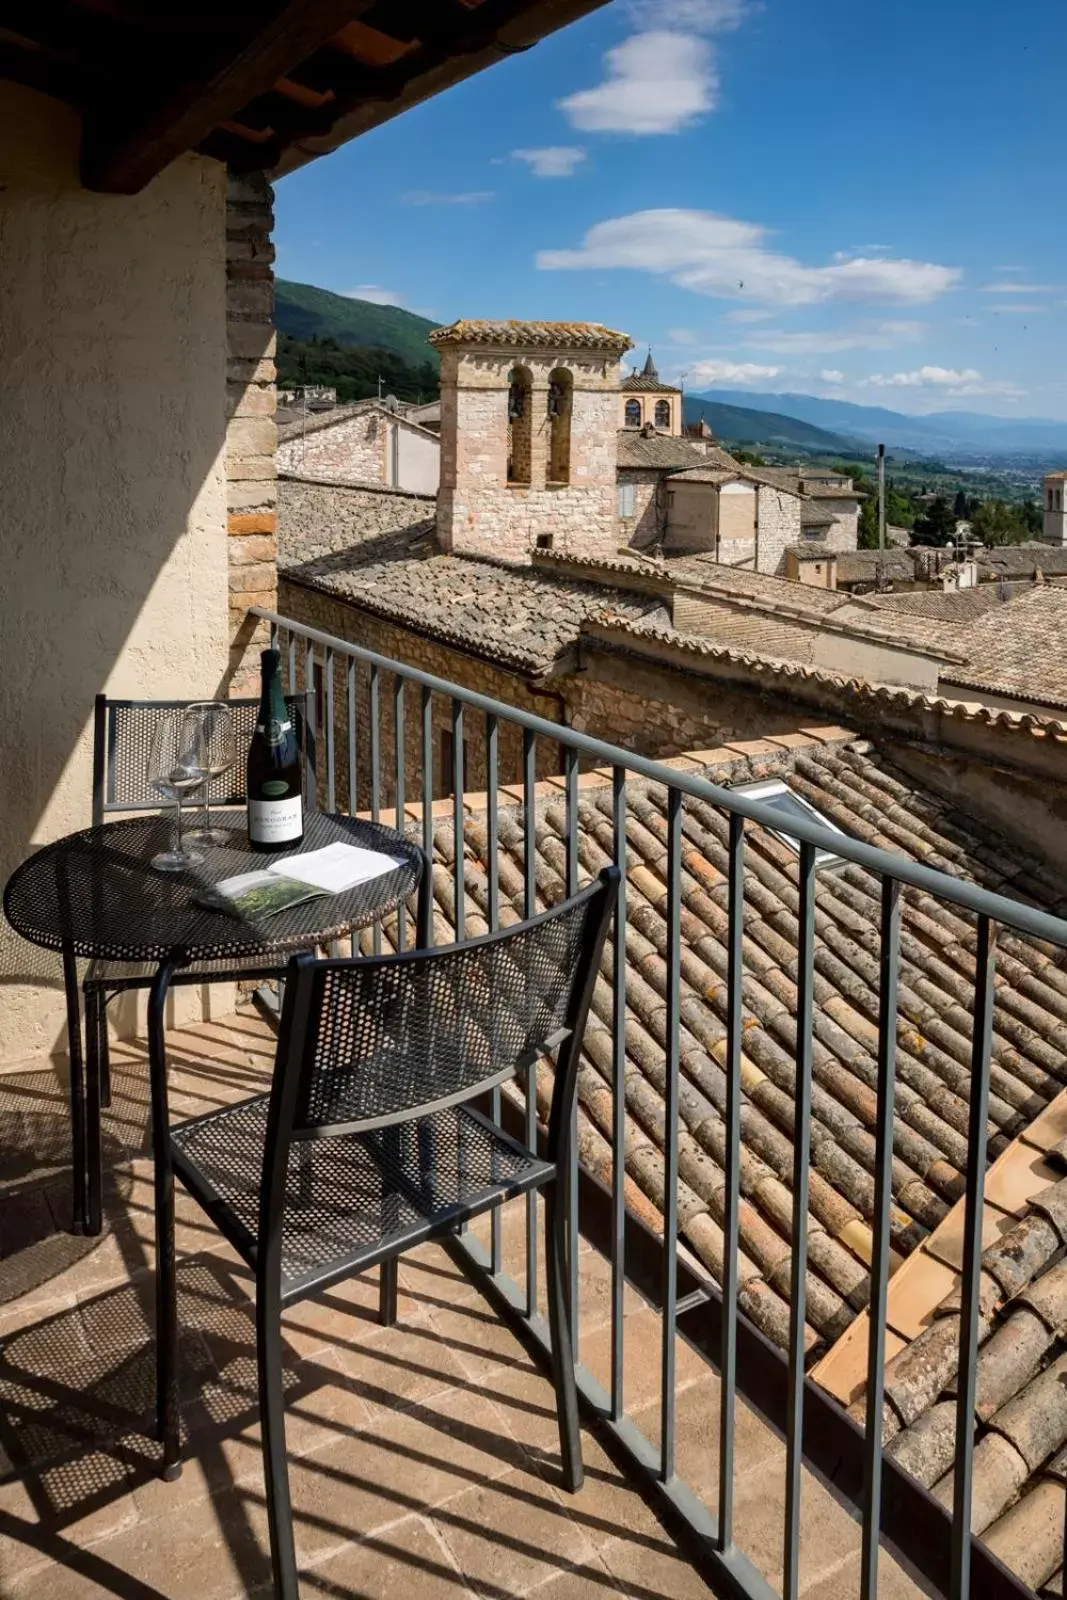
(734, 778, 847, 867)
(507, 366, 532, 486)
(618, 481, 636, 518)
(654, 399, 671, 430)
(624, 398, 642, 429)
(547, 368, 573, 485)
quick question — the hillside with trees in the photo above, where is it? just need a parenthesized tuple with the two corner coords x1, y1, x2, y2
(275, 280, 439, 369)
(276, 332, 438, 405)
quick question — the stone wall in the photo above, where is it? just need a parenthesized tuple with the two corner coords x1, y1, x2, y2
(757, 486, 801, 575)
(619, 469, 664, 550)
(821, 504, 860, 553)
(277, 409, 385, 484)
(225, 170, 277, 693)
(437, 343, 622, 564)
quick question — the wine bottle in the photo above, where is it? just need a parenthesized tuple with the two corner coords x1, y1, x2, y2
(247, 649, 304, 852)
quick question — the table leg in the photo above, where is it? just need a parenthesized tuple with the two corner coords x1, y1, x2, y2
(147, 960, 182, 1477)
(60, 945, 90, 1236)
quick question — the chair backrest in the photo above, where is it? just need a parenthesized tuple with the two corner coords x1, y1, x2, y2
(266, 867, 619, 1169)
(91, 693, 312, 824)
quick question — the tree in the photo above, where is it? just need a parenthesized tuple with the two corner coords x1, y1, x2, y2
(912, 495, 957, 546)
(953, 488, 969, 520)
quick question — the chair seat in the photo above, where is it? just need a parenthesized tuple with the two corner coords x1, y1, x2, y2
(85, 952, 288, 991)
(170, 1094, 552, 1301)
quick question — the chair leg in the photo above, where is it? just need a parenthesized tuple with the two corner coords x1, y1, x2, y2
(379, 1257, 399, 1327)
(544, 1183, 584, 1494)
(257, 1288, 300, 1599)
(97, 993, 112, 1109)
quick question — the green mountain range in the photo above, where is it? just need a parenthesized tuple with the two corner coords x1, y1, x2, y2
(683, 396, 865, 457)
(275, 280, 439, 369)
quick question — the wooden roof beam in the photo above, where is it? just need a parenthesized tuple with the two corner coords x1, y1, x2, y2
(80, 0, 375, 193)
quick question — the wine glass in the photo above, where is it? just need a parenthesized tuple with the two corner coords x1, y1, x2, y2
(184, 702, 237, 848)
(147, 711, 206, 872)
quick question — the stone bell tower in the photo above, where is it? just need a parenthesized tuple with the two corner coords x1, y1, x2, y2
(1044, 472, 1067, 547)
(429, 319, 633, 563)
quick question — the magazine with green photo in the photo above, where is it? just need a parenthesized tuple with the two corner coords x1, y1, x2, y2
(198, 871, 330, 920)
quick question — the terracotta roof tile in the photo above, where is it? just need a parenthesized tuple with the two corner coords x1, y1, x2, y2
(941, 587, 1067, 710)
(429, 319, 632, 352)
(366, 740, 1067, 1370)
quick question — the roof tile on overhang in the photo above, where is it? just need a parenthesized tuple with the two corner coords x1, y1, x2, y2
(429, 320, 633, 352)
(617, 432, 711, 470)
(941, 587, 1067, 711)
(363, 738, 1067, 1361)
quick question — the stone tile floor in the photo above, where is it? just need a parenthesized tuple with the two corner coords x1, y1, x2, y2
(0, 1011, 924, 1599)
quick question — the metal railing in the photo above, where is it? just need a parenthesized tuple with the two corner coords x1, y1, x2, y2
(251, 604, 1067, 1600)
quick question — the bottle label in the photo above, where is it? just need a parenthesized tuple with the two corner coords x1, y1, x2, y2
(248, 796, 302, 845)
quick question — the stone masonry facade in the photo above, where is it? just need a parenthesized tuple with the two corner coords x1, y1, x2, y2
(619, 469, 664, 551)
(225, 169, 277, 695)
(434, 329, 628, 565)
(277, 408, 385, 485)
(757, 485, 801, 576)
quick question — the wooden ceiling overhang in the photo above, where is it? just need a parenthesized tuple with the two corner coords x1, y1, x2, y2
(0, 0, 608, 194)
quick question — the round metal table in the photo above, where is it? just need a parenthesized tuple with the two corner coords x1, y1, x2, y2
(4, 809, 426, 1234)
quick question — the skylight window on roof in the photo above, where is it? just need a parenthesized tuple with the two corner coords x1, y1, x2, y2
(735, 779, 847, 867)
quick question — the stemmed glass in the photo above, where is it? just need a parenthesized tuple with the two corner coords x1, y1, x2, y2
(184, 702, 237, 848)
(147, 711, 207, 872)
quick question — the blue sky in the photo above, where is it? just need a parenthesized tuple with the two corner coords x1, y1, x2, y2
(275, 0, 1067, 418)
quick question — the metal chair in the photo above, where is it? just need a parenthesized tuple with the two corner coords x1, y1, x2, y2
(150, 867, 618, 1600)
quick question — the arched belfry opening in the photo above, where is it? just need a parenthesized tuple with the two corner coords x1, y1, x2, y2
(654, 398, 671, 430)
(547, 367, 573, 485)
(507, 365, 532, 486)
(624, 397, 642, 429)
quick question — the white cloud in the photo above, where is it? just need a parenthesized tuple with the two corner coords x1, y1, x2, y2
(401, 189, 495, 205)
(861, 366, 1024, 398)
(512, 146, 586, 177)
(538, 210, 961, 306)
(994, 304, 1048, 315)
(724, 307, 776, 323)
(345, 285, 404, 307)
(820, 370, 846, 383)
(667, 327, 700, 343)
(687, 359, 781, 385)
(559, 33, 715, 134)
(628, 0, 752, 29)
(744, 320, 925, 354)
(981, 282, 1065, 294)
(995, 265, 1026, 273)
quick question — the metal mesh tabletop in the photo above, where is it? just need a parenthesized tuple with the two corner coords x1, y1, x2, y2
(4, 811, 423, 965)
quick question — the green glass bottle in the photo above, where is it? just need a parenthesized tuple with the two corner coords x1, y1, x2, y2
(246, 649, 304, 852)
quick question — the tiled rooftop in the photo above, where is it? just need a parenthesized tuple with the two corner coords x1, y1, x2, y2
(429, 321, 633, 352)
(616, 433, 709, 471)
(393, 732, 1067, 1361)
(278, 479, 665, 677)
(941, 586, 1067, 710)
(0, 1017, 926, 1599)
(867, 583, 1036, 623)
(816, 1103, 1067, 1597)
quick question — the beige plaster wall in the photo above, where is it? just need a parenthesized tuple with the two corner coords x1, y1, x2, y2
(0, 87, 230, 1065)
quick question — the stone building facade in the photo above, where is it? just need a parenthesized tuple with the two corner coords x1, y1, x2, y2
(276, 403, 440, 495)
(431, 319, 632, 563)
(619, 349, 681, 434)
(225, 169, 278, 694)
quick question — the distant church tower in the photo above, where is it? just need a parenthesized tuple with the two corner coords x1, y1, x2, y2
(619, 348, 682, 435)
(429, 319, 633, 562)
(1044, 473, 1067, 547)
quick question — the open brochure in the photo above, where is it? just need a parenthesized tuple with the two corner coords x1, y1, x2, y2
(199, 841, 406, 920)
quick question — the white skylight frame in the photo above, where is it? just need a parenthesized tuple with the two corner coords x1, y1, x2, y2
(735, 778, 847, 867)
